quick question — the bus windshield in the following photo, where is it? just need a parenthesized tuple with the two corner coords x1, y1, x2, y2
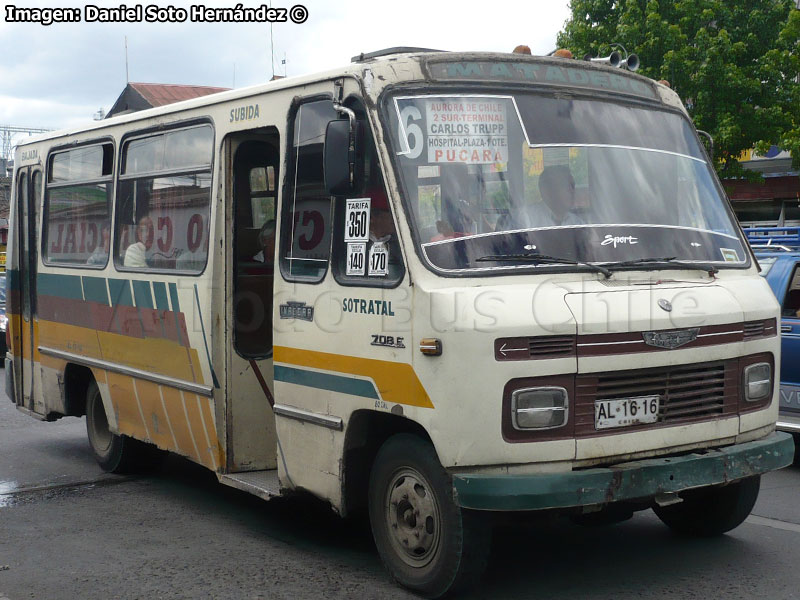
(384, 92, 747, 275)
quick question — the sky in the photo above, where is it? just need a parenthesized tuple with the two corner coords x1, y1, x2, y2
(0, 0, 572, 152)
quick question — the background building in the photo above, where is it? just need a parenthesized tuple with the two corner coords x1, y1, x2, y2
(728, 147, 799, 227)
(729, 0, 800, 227)
(106, 82, 230, 117)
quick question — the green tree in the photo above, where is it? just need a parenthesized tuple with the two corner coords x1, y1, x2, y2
(557, 0, 800, 179)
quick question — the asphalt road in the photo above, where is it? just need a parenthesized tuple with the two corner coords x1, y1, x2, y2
(2, 369, 800, 599)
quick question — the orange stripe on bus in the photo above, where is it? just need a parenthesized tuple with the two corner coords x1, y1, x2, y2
(182, 392, 214, 470)
(32, 318, 203, 384)
(161, 386, 202, 463)
(273, 346, 433, 409)
(134, 379, 177, 452)
(198, 394, 223, 468)
(106, 372, 148, 441)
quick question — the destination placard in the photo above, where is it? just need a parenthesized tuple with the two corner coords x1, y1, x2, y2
(425, 99, 508, 165)
(426, 60, 658, 100)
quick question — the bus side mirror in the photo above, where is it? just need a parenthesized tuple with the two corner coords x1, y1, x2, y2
(697, 130, 714, 161)
(324, 119, 363, 195)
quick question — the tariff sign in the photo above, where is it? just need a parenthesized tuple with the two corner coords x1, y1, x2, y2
(368, 241, 389, 277)
(346, 242, 366, 276)
(345, 198, 370, 243)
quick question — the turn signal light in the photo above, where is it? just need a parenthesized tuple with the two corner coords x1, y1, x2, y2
(419, 338, 442, 356)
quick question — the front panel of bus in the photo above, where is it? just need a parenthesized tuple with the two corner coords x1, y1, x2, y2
(373, 63, 778, 470)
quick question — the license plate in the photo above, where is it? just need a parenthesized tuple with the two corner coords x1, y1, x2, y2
(595, 395, 660, 430)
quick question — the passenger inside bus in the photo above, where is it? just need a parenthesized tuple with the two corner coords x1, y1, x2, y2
(366, 188, 394, 243)
(525, 165, 582, 227)
(252, 219, 276, 263)
(87, 227, 110, 266)
(123, 215, 153, 267)
(428, 165, 478, 242)
(430, 200, 475, 242)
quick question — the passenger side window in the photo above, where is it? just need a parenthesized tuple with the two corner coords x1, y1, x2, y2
(43, 143, 113, 267)
(331, 101, 405, 287)
(279, 99, 337, 282)
(114, 124, 214, 273)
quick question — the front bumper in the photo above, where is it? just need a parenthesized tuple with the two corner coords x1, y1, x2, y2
(452, 432, 794, 511)
(777, 416, 800, 434)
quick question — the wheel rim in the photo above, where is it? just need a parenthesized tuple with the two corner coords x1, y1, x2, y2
(384, 466, 442, 569)
(88, 389, 113, 457)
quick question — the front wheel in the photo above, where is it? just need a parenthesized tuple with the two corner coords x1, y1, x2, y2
(653, 476, 760, 537)
(368, 434, 491, 598)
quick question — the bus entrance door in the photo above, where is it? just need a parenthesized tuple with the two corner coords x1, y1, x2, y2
(12, 167, 41, 415)
(223, 135, 280, 476)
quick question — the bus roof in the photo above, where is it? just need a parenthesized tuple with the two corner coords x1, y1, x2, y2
(14, 50, 677, 152)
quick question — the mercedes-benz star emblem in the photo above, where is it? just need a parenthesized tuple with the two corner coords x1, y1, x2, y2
(657, 299, 673, 312)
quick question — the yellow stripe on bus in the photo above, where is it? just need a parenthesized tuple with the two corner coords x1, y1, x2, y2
(93, 368, 109, 386)
(161, 386, 203, 464)
(33, 319, 206, 385)
(273, 346, 434, 409)
(106, 372, 149, 441)
(197, 394, 223, 468)
(181, 391, 216, 470)
(134, 379, 178, 452)
(12, 315, 220, 468)
(38, 319, 99, 358)
(8, 315, 42, 361)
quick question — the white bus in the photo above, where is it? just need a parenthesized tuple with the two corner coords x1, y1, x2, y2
(8, 48, 793, 597)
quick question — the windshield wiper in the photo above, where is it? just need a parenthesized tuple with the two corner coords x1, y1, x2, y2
(603, 257, 719, 276)
(477, 253, 612, 278)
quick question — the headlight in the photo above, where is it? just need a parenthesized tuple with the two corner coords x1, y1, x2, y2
(511, 387, 568, 430)
(744, 362, 771, 402)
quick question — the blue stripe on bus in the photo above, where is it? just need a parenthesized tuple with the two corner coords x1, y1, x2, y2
(6, 269, 19, 292)
(38, 273, 83, 301)
(82, 276, 109, 305)
(168, 282, 180, 312)
(108, 279, 134, 307)
(153, 281, 169, 311)
(132, 280, 153, 309)
(274, 365, 379, 400)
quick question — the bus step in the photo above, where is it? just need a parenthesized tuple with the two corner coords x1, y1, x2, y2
(219, 470, 281, 501)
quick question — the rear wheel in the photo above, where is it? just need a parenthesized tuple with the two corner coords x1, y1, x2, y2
(85, 380, 161, 473)
(653, 476, 760, 536)
(368, 434, 490, 598)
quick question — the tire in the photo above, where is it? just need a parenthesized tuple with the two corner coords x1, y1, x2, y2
(653, 475, 761, 537)
(368, 434, 491, 598)
(85, 380, 162, 473)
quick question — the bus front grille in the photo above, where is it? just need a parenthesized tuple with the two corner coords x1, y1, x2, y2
(573, 360, 739, 436)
